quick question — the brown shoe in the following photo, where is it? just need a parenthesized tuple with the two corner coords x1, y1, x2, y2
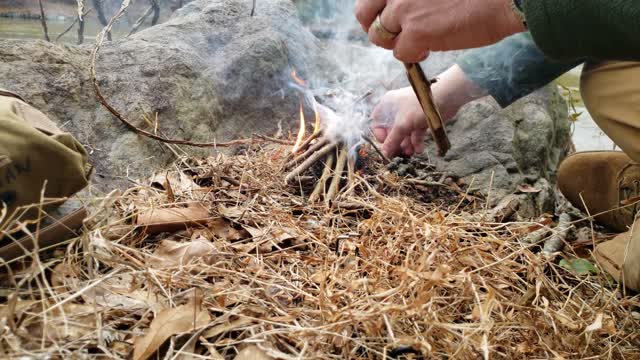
(594, 221, 640, 291)
(557, 151, 640, 232)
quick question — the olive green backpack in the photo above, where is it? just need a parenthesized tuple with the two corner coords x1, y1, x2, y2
(0, 89, 90, 227)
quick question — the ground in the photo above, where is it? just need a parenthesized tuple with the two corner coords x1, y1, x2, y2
(1, 143, 638, 359)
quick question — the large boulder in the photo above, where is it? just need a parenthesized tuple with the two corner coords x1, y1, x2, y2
(427, 85, 572, 203)
(0, 0, 334, 189)
(0, 0, 571, 203)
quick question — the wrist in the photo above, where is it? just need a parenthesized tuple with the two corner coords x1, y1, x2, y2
(432, 65, 487, 122)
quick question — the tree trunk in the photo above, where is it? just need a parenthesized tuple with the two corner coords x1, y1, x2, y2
(92, 0, 112, 41)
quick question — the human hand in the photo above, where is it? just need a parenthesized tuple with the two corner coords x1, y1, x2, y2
(370, 87, 427, 157)
(355, 0, 526, 62)
(370, 65, 488, 157)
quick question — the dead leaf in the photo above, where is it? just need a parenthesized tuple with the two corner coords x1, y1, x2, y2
(234, 345, 272, 360)
(150, 171, 202, 194)
(517, 184, 541, 193)
(148, 239, 218, 268)
(137, 203, 214, 235)
(133, 302, 212, 360)
(209, 218, 250, 241)
(218, 204, 245, 219)
(585, 313, 616, 335)
(3, 301, 106, 343)
(585, 313, 603, 332)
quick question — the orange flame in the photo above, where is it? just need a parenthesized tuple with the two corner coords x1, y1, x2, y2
(312, 101, 321, 134)
(292, 99, 306, 153)
(291, 70, 307, 87)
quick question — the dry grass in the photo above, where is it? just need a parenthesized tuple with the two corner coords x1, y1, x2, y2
(1, 144, 639, 359)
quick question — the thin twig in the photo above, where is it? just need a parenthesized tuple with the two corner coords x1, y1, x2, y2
(38, 0, 50, 42)
(325, 145, 348, 204)
(55, 9, 92, 42)
(362, 135, 390, 164)
(285, 137, 329, 168)
(285, 143, 337, 183)
(309, 153, 334, 203)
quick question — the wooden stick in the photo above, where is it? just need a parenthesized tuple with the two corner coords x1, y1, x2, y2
(326, 145, 348, 205)
(284, 131, 322, 163)
(404, 63, 450, 156)
(362, 135, 390, 164)
(285, 143, 337, 183)
(285, 137, 329, 169)
(309, 154, 335, 203)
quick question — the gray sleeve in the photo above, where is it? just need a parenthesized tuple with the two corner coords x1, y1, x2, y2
(456, 32, 583, 108)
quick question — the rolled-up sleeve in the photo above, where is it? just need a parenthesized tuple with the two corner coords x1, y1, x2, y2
(456, 33, 583, 108)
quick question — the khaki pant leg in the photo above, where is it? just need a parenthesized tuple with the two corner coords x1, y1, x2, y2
(580, 61, 640, 162)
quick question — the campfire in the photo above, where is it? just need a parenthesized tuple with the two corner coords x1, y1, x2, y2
(282, 71, 376, 205)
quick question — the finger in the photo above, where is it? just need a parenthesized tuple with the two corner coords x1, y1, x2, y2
(354, 0, 387, 32)
(382, 123, 411, 157)
(401, 138, 414, 157)
(411, 128, 427, 154)
(371, 126, 388, 143)
(368, 8, 400, 49)
(393, 32, 430, 63)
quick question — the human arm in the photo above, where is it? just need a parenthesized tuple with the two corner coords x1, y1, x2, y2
(522, 0, 640, 61)
(371, 33, 582, 157)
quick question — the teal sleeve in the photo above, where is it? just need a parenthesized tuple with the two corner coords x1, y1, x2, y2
(456, 33, 582, 108)
(523, 0, 640, 61)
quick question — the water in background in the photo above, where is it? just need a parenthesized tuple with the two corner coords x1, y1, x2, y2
(0, 17, 127, 44)
(557, 66, 616, 152)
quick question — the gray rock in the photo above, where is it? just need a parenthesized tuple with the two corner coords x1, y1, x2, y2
(426, 85, 572, 203)
(0, 0, 571, 204)
(0, 0, 335, 189)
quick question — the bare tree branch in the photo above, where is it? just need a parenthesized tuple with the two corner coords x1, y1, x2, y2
(38, 0, 50, 42)
(56, 9, 92, 42)
(92, 0, 112, 41)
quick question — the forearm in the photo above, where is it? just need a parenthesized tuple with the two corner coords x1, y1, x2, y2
(456, 33, 582, 108)
(523, 0, 640, 61)
(432, 65, 487, 121)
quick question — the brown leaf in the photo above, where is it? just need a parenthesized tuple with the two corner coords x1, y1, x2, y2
(148, 239, 218, 268)
(517, 184, 541, 193)
(137, 203, 214, 235)
(133, 302, 212, 360)
(234, 345, 273, 360)
(209, 218, 250, 241)
(218, 204, 246, 219)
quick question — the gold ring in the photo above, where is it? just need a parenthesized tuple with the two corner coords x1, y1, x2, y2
(372, 15, 399, 41)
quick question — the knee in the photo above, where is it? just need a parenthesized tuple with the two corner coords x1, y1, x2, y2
(580, 61, 640, 162)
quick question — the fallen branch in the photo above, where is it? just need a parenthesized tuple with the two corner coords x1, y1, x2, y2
(543, 213, 573, 254)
